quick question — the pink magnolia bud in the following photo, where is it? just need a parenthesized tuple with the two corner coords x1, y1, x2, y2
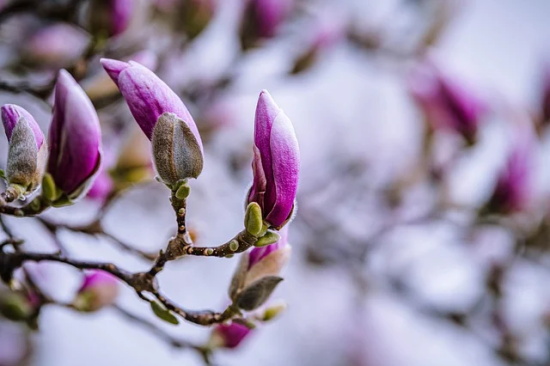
(290, 15, 344, 74)
(101, 58, 203, 185)
(21, 23, 90, 70)
(409, 62, 485, 144)
(240, 0, 293, 48)
(1, 105, 46, 193)
(47, 70, 102, 201)
(487, 128, 533, 214)
(88, 0, 134, 37)
(74, 271, 119, 312)
(212, 322, 252, 349)
(248, 90, 299, 229)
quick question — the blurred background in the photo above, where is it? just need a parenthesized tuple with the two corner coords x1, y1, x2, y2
(1, 0, 550, 365)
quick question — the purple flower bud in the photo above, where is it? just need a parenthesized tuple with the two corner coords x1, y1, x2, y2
(100, 59, 201, 146)
(409, 62, 485, 144)
(248, 90, 299, 229)
(1, 105, 46, 191)
(213, 322, 252, 349)
(101, 58, 203, 184)
(2, 105, 44, 149)
(21, 23, 90, 70)
(487, 130, 533, 214)
(48, 70, 102, 199)
(240, 0, 293, 48)
(88, 0, 134, 37)
(74, 270, 119, 312)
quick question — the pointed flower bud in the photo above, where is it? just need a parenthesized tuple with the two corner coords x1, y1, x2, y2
(247, 90, 299, 229)
(1, 105, 46, 194)
(88, 0, 134, 37)
(486, 124, 533, 214)
(212, 322, 252, 349)
(240, 0, 293, 48)
(409, 62, 485, 144)
(47, 70, 102, 202)
(100, 58, 203, 185)
(73, 271, 119, 312)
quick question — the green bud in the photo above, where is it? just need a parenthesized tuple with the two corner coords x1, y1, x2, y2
(174, 181, 191, 199)
(42, 173, 61, 202)
(255, 231, 280, 247)
(261, 303, 287, 322)
(244, 202, 263, 236)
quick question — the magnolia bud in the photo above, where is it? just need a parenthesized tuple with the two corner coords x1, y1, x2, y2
(1, 105, 46, 197)
(240, 0, 293, 49)
(152, 113, 203, 185)
(408, 61, 485, 144)
(88, 0, 134, 37)
(248, 90, 299, 229)
(211, 322, 252, 349)
(47, 70, 102, 203)
(101, 58, 204, 185)
(21, 23, 90, 70)
(73, 271, 119, 312)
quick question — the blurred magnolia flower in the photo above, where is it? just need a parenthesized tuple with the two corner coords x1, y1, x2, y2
(180, 0, 217, 40)
(73, 271, 119, 312)
(290, 13, 345, 74)
(248, 90, 299, 229)
(408, 62, 486, 144)
(211, 322, 252, 349)
(46, 70, 102, 204)
(1, 104, 46, 199)
(486, 122, 534, 214)
(229, 226, 290, 311)
(88, 0, 134, 37)
(20, 23, 90, 70)
(101, 58, 203, 186)
(240, 0, 293, 49)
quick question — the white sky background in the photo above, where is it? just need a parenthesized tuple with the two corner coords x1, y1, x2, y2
(8, 0, 549, 365)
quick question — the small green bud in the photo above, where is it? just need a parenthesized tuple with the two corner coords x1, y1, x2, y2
(255, 231, 280, 247)
(174, 181, 190, 199)
(244, 202, 263, 236)
(42, 173, 61, 202)
(229, 240, 239, 252)
(261, 303, 287, 322)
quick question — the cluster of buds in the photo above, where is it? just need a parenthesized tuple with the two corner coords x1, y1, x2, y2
(408, 61, 486, 145)
(99, 57, 299, 349)
(1, 70, 101, 208)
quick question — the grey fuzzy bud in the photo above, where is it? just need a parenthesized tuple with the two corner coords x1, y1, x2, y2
(7, 118, 42, 190)
(152, 113, 203, 185)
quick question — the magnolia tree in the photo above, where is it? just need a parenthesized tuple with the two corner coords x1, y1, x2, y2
(1, 0, 550, 365)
